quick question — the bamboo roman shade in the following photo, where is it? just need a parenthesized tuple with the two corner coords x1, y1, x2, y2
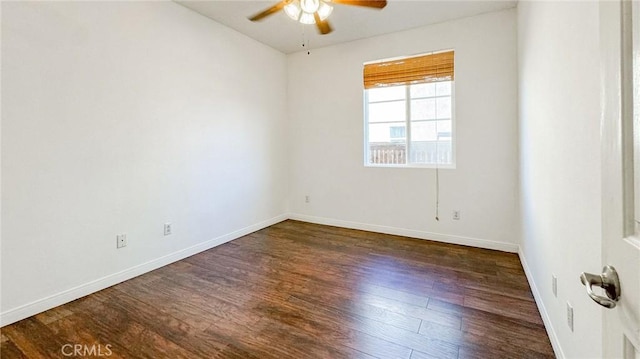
(363, 50, 454, 89)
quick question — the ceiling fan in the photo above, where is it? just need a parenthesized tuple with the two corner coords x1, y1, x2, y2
(248, 0, 387, 35)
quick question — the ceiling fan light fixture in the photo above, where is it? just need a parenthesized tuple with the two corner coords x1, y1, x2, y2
(299, 11, 316, 24)
(318, 2, 333, 20)
(284, 2, 302, 20)
(300, 0, 320, 14)
(284, 0, 332, 24)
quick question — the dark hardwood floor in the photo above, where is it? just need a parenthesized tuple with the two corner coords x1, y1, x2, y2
(1, 220, 555, 358)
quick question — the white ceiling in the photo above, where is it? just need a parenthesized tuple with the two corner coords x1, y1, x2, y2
(176, 0, 517, 54)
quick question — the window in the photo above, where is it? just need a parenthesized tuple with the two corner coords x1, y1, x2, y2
(364, 50, 455, 167)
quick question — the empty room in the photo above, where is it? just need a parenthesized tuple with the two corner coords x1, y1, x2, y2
(1, 0, 639, 358)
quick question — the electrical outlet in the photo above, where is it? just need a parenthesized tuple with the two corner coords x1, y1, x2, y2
(452, 210, 460, 220)
(116, 234, 127, 249)
(305, 195, 310, 203)
(164, 223, 172, 236)
(566, 302, 574, 332)
(552, 274, 558, 297)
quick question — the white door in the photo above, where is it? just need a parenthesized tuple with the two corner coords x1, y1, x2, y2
(595, 0, 640, 358)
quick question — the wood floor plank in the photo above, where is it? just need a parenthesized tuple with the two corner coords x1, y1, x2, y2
(34, 305, 74, 326)
(0, 339, 28, 359)
(411, 348, 450, 359)
(286, 293, 458, 359)
(463, 288, 543, 325)
(3, 318, 70, 358)
(0, 220, 554, 358)
(276, 295, 415, 359)
(425, 297, 554, 357)
(112, 277, 228, 331)
(462, 315, 553, 355)
(360, 294, 463, 330)
(58, 295, 197, 358)
(46, 314, 135, 359)
(345, 331, 413, 359)
(258, 277, 424, 332)
(458, 344, 555, 359)
(90, 288, 230, 357)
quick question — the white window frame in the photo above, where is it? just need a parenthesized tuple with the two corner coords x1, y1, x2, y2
(363, 82, 456, 169)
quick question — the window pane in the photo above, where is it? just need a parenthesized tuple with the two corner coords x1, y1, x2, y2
(368, 123, 405, 142)
(409, 140, 453, 164)
(410, 83, 436, 98)
(435, 141, 453, 164)
(411, 99, 436, 120)
(367, 86, 405, 102)
(368, 123, 407, 165)
(436, 97, 451, 119)
(410, 121, 437, 141)
(436, 120, 452, 139)
(368, 100, 405, 123)
(410, 120, 453, 165)
(436, 81, 452, 96)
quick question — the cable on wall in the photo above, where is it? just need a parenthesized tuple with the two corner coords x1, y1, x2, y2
(435, 164, 440, 221)
(434, 88, 441, 221)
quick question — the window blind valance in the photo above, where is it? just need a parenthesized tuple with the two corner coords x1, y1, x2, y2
(363, 50, 454, 89)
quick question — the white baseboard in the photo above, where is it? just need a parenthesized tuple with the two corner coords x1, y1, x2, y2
(0, 214, 288, 327)
(518, 248, 564, 359)
(288, 213, 519, 253)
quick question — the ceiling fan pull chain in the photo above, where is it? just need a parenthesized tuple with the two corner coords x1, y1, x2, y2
(301, 26, 311, 55)
(301, 25, 306, 49)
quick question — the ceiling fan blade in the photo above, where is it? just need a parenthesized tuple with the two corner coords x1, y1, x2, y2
(332, 0, 387, 9)
(313, 12, 333, 34)
(248, 1, 287, 21)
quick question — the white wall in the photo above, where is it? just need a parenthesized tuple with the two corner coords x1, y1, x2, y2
(287, 8, 519, 251)
(1, 1, 288, 324)
(518, 1, 602, 358)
